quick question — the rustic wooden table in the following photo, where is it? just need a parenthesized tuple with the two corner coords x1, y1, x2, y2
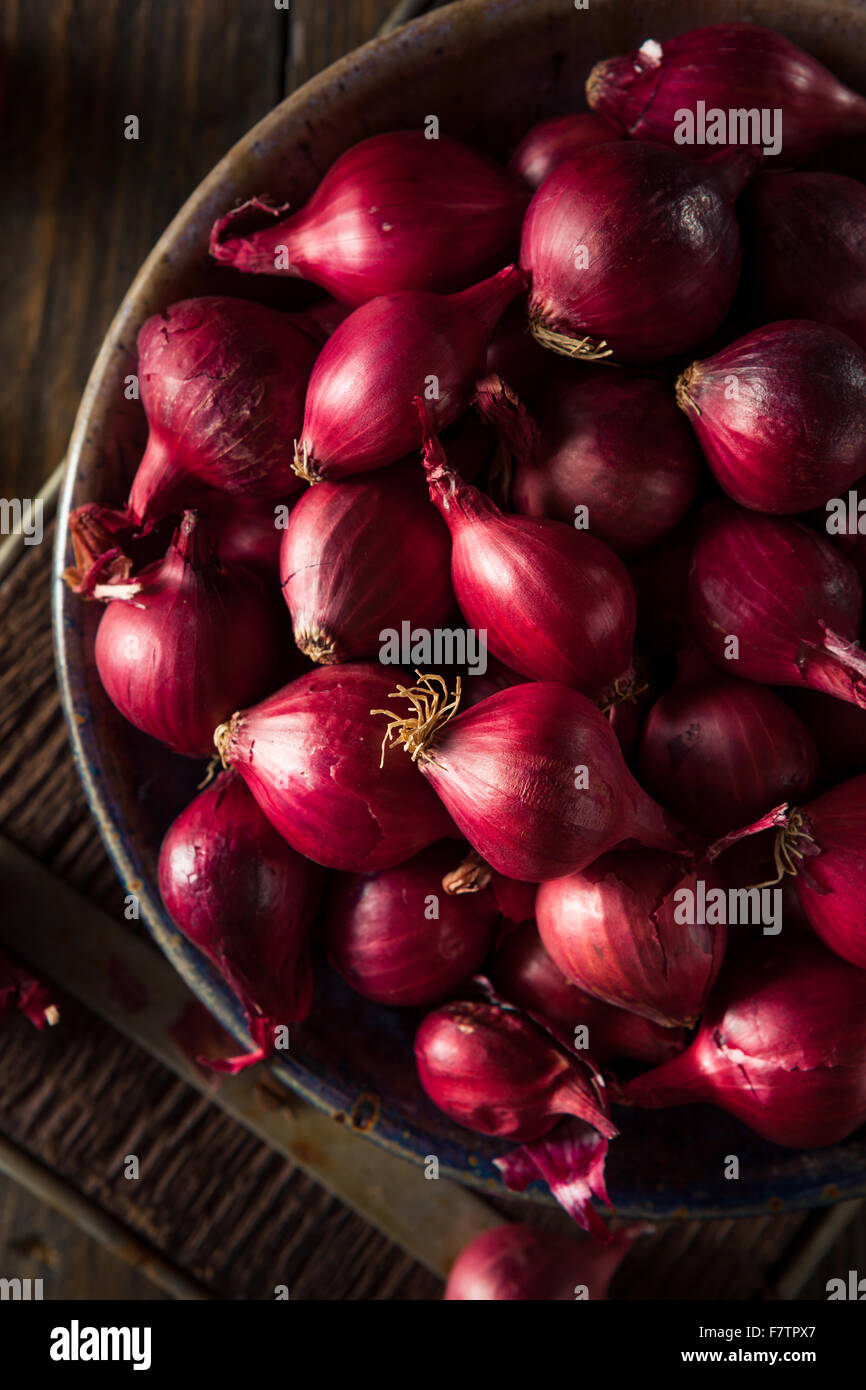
(1, 0, 862, 1300)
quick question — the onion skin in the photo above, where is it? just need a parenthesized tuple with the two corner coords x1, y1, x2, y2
(444, 1222, 632, 1301)
(0, 948, 59, 1031)
(536, 851, 727, 1030)
(689, 501, 866, 709)
(789, 775, 866, 969)
(520, 142, 748, 363)
(414, 1000, 617, 1142)
(209, 132, 527, 305)
(639, 649, 819, 837)
(744, 173, 866, 352)
(294, 265, 524, 483)
(158, 771, 320, 1069)
(198, 494, 283, 577)
(325, 842, 498, 1007)
(490, 923, 688, 1064)
(508, 113, 622, 189)
(280, 462, 453, 665)
(677, 321, 866, 514)
(625, 938, 866, 1148)
(403, 681, 688, 882)
(218, 664, 454, 873)
(513, 368, 701, 555)
(128, 297, 320, 526)
(423, 425, 636, 697)
(586, 23, 866, 164)
(94, 512, 285, 758)
(786, 688, 866, 785)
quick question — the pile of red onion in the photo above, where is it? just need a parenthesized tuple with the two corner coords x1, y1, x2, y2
(67, 21, 866, 1294)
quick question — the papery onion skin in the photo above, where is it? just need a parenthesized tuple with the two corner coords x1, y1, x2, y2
(325, 842, 498, 1007)
(218, 663, 454, 873)
(444, 1222, 632, 1301)
(677, 321, 866, 514)
(625, 937, 866, 1148)
(128, 297, 320, 526)
(94, 512, 285, 757)
(520, 142, 748, 363)
(639, 649, 819, 837)
(689, 501, 866, 709)
(158, 770, 320, 1068)
(392, 680, 688, 882)
(788, 774, 866, 969)
(294, 265, 524, 483)
(513, 368, 701, 555)
(490, 923, 688, 1064)
(280, 461, 453, 665)
(508, 113, 622, 189)
(744, 173, 866, 352)
(587, 24, 866, 164)
(414, 999, 617, 1142)
(423, 423, 636, 697)
(536, 851, 727, 1030)
(210, 132, 527, 305)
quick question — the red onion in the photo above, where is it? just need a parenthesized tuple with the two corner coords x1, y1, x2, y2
(158, 770, 320, 1071)
(512, 368, 702, 555)
(64, 502, 150, 596)
(677, 321, 866, 513)
(508, 113, 621, 189)
(744, 173, 866, 352)
(537, 851, 726, 1030)
(689, 501, 866, 709)
(280, 462, 453, 664)
(210, 132, 527, 305)
(625, 937, 866, 1148)
(587, 24, 866, 165)
(490, 923, 688, 1064)
(94, 511, 285, 757)
(128, 297, 320, 526)
(520, 142, 749, 363)
(483, 302, 551, 407)
(494, 1120, 612, 1236)
(198, 493, 282, 577)
(325, 842, 497, 1007)
(215, 663, 454, 872)
(0, 948, 59, 1031)
(422, 416, 636, 699)
(444, 1221, 634, 1301)
(375, 675, 688, 882)
(414, 999, 617, 1142)
(631, 518, 698, 660)
(639, 649, 819, 837)
(441, 851, 537, 922)
(786, 688, 866, 785)
(293, 266, 522, 484)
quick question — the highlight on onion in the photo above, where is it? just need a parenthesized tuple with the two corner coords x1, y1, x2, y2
(508, 113, 622, 190)
(444, 1221, 636, 1301)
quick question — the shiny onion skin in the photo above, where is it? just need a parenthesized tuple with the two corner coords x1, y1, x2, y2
(508, 113, 622, 189)
(325, 842, 498, 1007)
(490, 923, 688, 1064)
(512, 368, 702, 555)
(94, 512, 285, 757)
(128, 297, 320, 526)
(689, 501, 866, 709)
(783, 774, 866, 969)
(625, 938, 866, 1148)
(744, 173, 866, 351)
(444, 1222, 633, 1301)
(280, 462, 453, 665)
(677, 321, 866, 514)
(293, 265, 523, 483)
(536, 851, 727, 1030)
(377, 677, 688, 882)
(587, 24, 866, 165)
(210, 132, 527, 305)
(215, 664, 454, 873)
(158, 771, 320, 1070)
(520, 142, 749, 364)
(414, 1000, 617, 1142)
(422, 420, 637, 698)
(639, 649, 819, 837)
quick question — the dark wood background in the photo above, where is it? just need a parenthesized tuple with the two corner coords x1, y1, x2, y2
(1, 0, 863, 1299)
